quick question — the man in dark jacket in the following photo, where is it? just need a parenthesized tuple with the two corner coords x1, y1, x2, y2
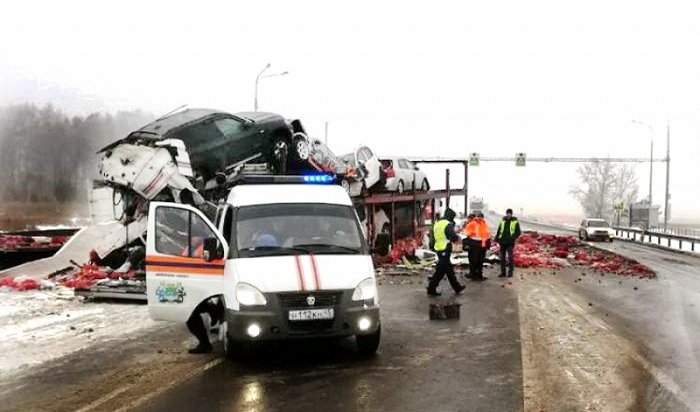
(427, 208, 466, 296)
(495, 208, 521, 277)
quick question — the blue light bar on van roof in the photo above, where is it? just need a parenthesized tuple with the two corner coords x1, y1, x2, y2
(302, 173, 335, 184)
(235, 174, 336, 185)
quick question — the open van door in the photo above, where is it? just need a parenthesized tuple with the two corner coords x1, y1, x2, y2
(145, 202, 228, 322)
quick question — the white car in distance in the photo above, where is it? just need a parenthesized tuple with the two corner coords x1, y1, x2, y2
(380, 157, 430, 193)
(579, 218, 615, 242)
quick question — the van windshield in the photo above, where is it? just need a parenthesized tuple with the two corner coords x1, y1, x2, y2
(236, 203, 365, 258)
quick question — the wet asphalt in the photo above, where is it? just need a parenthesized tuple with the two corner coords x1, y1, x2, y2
(520, 219, 700, 410)
(5, 218, 699, 411)
(134, 280, 524, 412)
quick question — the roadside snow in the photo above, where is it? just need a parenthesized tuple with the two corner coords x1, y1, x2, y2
(0, 289, 160, 378)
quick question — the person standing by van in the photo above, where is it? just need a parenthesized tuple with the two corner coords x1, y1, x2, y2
(427, 208, 466, 296)
(495, 208, 521, 277)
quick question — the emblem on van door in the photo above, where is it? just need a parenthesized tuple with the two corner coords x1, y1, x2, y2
(306, 296, 316, 306)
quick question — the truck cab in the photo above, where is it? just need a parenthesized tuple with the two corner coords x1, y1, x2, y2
(145, 175, 381, 358)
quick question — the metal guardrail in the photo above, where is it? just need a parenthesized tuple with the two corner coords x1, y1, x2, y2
(613, 227, 700, 253)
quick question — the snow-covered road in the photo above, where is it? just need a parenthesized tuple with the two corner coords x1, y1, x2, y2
(0, 290, 158, 380)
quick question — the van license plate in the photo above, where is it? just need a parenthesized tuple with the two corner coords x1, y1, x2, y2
(288, 308, 334, 321)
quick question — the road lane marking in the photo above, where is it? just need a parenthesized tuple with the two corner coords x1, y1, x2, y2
(75, 384, 134, 412)
(75, 358, 223, 412)
(113, 358, 223, 412)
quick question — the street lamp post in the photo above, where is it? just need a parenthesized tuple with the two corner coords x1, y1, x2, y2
(254, 63, 288, 112)
(632, 120, 654, 230)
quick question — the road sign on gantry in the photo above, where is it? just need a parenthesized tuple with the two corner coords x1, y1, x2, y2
(469, 152, 480, 166)
(515, 152, 526, 167)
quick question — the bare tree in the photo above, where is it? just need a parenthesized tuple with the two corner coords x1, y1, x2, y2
(569, 161, 639, 221)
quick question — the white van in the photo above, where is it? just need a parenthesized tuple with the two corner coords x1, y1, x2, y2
(145, 176, 381, 358)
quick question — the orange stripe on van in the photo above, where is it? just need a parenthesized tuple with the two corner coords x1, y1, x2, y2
(145, 254, 224, 276)
(145, 254, 225, 265)
(145, 265, 224, 276)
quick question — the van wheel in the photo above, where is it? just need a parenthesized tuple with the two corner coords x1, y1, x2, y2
(397, 180, 404, 194)
(356, 326, 381, 356)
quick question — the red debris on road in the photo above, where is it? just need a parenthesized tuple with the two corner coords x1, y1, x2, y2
(493, 231, 655, 278)
(387, 237, 423, 264)
(55, 264, 141, 289)
(0, 276, 39, 291)
(0, 264, 142, 292)
(0, 234, 70, 251)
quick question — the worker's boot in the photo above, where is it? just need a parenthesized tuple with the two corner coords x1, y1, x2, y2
(188, 341, 213, 354)
(426, 287, 441, 296)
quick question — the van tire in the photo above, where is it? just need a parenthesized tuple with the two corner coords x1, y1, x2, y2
(356, 326, 381, 356)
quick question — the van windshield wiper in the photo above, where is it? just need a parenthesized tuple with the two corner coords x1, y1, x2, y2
(240, 246, 314, 256)
(294, 244, 362, 254)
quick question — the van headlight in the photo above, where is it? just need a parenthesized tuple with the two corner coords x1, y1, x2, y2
(236, 283, 267, 306)
(352, 278, 377, 302)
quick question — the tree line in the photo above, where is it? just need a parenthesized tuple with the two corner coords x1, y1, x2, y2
(0, 103, 153, 203)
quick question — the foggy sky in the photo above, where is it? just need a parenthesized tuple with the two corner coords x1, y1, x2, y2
(1, 0, 699, 220)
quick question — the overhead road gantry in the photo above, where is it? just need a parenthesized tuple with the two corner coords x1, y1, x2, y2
(409, 156, 668, 163)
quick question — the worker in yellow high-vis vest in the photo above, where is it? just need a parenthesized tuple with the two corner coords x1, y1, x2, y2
(495, 208, 521, 278)
(427, 208, 466, 296)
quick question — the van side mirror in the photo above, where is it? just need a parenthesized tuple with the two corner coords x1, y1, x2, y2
(203, 237, 221, 262)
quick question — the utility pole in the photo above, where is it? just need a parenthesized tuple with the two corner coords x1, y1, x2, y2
(324, 121, 329, 145)
(649, 136, 653, 213)
(254, 63, 270, 112)
(632, 120, 654, 230)
(254, 63, 288, 112)
(463, 162, 468, 217)
(664, 121, 671, 231)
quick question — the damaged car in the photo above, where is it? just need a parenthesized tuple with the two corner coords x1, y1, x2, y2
(339, 145, 383, 197)
(99, 108, 311, 190)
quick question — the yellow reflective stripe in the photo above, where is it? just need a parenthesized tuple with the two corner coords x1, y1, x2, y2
(498, 219, 518, 237)
(433, 219, 449, 251)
